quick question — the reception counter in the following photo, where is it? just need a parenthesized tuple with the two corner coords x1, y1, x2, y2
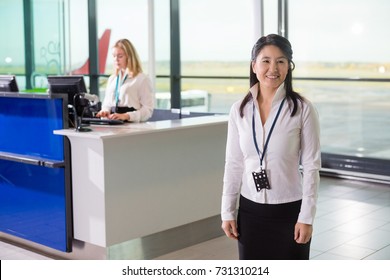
(53, 115, 228, 259)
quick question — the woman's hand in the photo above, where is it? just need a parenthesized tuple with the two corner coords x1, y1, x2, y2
(95, 110, 110, 118)
(109, 113, 130, 121)
(222, 220, 239, 240)
(294, 222, 313, 244)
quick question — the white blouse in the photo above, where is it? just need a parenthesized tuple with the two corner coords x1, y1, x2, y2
(101, 72, 154, 122)
(221, 83, 321, 225)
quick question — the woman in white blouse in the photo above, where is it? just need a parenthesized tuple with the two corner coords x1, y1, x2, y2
(221, 34, 321, 260)
(96, 39, 154, 122)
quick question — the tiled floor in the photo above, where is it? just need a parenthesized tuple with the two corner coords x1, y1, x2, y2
(1, 176, 390, 260)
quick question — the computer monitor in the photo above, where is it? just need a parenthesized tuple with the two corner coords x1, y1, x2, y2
(47, 75, 87, 103)
(48, 74, 89, 112)
(47, 75, 89, 127)
(0, 75, 19, 92)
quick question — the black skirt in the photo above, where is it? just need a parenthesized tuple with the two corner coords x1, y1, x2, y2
(237, 195, 311, 260)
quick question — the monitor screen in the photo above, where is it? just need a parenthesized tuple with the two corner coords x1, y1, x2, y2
(0, 75, 19, 92)
(47, 75, 87, 104)
(47, 75, 89, 126)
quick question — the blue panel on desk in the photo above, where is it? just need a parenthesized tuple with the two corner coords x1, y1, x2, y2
(0, 159, 68, 252)
(0, 97, 64, 161)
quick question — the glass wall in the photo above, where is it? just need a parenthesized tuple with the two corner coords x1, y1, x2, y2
(289, 0, 390, 166)
(0, 0, 24, 83)
(96, 0, 150, 98)
(66, 0, 89, 74)
(32, 0, 89, 89)
(175, 0, 284, 113)
(154, 0, 171, 95)
(0, 0, 389, 178)
(97, 0, 149, 74)
(179, 0, 255, 113)
(0, 0, 89, 90)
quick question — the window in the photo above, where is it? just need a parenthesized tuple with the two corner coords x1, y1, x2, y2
(289, 0, 390, 166)
(96, 0, 150, 99)
(0, 0, 24, 87)
(179, 0, 255, 113)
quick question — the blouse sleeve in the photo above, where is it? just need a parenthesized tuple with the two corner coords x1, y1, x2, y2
(298, 101, 321, 225)
(128, 75, 154, 122)
(221, 104, 245, 221)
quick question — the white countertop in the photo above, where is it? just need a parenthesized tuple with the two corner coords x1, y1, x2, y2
(54, 115, 228, 139)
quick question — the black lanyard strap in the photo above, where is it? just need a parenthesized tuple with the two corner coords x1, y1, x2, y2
(252, 97, 286, 169)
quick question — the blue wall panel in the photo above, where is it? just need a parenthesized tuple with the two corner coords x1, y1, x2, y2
(0, 97, 64, 160)
(0, 95, 70, 252)
(0, 160, 67, 251)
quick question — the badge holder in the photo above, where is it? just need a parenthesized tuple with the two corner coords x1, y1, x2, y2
(252, 168, 270, 192)
(251, 98, 285, 193)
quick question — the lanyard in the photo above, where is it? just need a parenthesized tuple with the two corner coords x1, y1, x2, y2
(114, 73, 128, 107)
(252, 97, 285, 169)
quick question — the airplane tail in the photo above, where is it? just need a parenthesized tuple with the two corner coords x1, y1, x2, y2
(70, 29, 111, 75)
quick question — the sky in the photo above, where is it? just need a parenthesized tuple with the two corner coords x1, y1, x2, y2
(1, 0, 390, 68)
(288, 0, 390, 63)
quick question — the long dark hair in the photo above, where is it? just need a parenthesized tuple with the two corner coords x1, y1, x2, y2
(239, 34, 303, 117)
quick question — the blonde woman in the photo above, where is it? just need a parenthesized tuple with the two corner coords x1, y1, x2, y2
(96, 39, 154, 122)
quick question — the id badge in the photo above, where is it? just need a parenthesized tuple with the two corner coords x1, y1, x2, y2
(252, 169, 270, 191)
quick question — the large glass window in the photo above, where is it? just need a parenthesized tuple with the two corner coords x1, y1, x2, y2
(289, 0, 390, 165)
(32, 0, 89, 89)
(1, 0, 389, 177)
(0, 0, 24, 85)
(96, 0, 149, 97)
(289, 0, 390, 79)
(66, 0, 89, 75)
(0, 0, 89, 91)
(176, 0, 284, 114)
(154, 0, 170, 77)
(97, 0, 149, 73)
(179, 0, 255, 113)
(263, 0, 278, 35)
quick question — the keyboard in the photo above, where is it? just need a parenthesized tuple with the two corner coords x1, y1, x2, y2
(81, 117, 124, 125)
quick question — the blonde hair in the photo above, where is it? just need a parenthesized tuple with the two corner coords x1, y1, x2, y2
(113, 39, 143, 77)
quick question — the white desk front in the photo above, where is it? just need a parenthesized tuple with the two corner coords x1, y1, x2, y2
(54, 116, 228, 251)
